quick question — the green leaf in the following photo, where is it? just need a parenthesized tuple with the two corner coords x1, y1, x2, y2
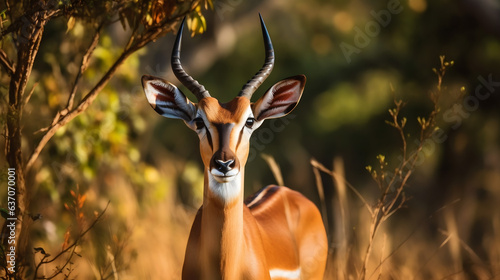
(0, 9, 7, 19)
(0, 208, 9, 219)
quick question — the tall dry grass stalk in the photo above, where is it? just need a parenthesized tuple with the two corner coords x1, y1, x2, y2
(331, 157, 349, 280)
(262, 153, 285, 186)
(310, 56, 494, 280)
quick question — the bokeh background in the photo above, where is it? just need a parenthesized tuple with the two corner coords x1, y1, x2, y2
(1, 0, 500, 279)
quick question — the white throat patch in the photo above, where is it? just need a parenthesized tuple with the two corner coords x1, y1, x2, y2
(208, 172, 242, 202)
(269, 268, 301, 279)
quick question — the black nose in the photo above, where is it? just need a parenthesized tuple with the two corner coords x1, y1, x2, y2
(215, 159, 235, 174)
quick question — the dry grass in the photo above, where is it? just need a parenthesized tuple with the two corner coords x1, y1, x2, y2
(28, 149, 500, 279)
(312, 57, 500, 280)
(26, 146, 500, 280)
(22, 57, 500, 279)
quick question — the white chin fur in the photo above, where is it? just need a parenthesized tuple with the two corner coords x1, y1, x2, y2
(208, 172, 241, 202)
(210, 168, 239, 181)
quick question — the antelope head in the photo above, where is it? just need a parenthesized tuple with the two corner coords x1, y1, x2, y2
(142, 16, 305, 200)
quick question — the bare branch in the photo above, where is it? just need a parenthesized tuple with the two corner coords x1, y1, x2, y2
(66, 25, 102, 111)
(0, 48, 15, 75)
(20, 82, 38, 121)
(33, 202, 110, 279)
(0, 2, 62, 40)
(25, 15, 186, 172)
(22, 82, 37, 108)
(26, 48, 130, 172)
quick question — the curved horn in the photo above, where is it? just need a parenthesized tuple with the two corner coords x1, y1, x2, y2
(171, 18, 210, 101)
(238, 14, 275, 100)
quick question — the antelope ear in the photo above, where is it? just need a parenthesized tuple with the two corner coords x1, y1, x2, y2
(252, 75, 306, 121)
(142, 75, 196, 122)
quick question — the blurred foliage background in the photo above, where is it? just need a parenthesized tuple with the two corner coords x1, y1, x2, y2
(1, 0, 500, 279)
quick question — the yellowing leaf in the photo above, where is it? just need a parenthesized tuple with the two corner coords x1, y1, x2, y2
(187, 6, 207, 36)
(377, 154, 385, 163)
(66, 16, 76, 33)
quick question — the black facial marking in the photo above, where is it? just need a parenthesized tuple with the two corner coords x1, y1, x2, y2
(194, 117, 205, 130)
(215, 123, 234, 152)
(206, 127, 213, 150)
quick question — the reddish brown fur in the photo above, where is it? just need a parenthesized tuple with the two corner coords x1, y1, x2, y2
(182, 96, 327, 279)
(199, 97, 251, 125)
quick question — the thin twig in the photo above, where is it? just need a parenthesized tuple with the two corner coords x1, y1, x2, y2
(33, 202, 110, 279)
(26, 15, 187, 172)
(367, 199, 461, 280)
(22, 81, 38, 111)
(311, 159, 373, 215)
(0, 3, 62, 40)
(359, 57, 452, 280)
(0, 48, 14, 74)
(26, 47, 131, 172)
(66, 23, 102, 111)
(412, 235, 451, 280)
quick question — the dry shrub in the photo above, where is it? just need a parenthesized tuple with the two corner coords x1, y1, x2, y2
(313, 57, 500, 279)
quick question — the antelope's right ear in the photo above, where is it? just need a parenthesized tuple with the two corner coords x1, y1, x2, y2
(142, 75, 196, 122)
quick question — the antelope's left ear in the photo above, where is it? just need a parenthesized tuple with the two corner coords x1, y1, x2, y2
(252, 75, 306, 121)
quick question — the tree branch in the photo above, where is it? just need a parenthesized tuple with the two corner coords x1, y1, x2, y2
(33, 202, 110, 279)
(65, 25, 102, 111)
(25, 15, 187, 172)
(3, 6, 49, 273)
(26, 47, 130, 172)
(0, 49, 15, 75)
(0, 1, 62, 41)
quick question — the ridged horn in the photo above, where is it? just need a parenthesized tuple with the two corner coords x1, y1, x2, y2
(238, 14, 275, 100)
(171, 18, 210, 101)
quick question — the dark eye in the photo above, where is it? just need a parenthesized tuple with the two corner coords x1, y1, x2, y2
(245, 117, 255, 128)
(194, 118, 205, 130)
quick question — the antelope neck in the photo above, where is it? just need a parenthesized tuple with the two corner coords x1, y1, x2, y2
(201, 169, 246, 278)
